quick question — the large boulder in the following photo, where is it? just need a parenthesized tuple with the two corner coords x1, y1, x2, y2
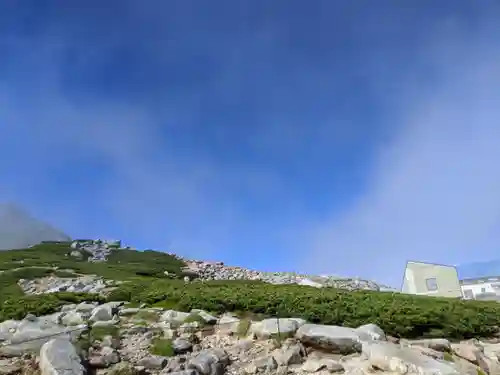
(407, 338, 451, 352)
(251, 318, 306, 339)
(0, 320, 20, 342)
(188, 348, 230, 375)
(0, 317, 85, 358)
(159, 310, 191, 325)
(39, 338, 84, 375)
(90, 305, 113, 322)
(355, 324, 386, 341)
(295, 324, 363, 354)
(363, 341, 459, 375)
(216, 315, 240, 335)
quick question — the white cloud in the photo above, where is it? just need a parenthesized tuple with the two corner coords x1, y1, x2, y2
(301, 20, 500, 286)
(0, 36, 266, 259)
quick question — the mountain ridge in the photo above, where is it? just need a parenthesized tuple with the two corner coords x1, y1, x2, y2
(0, 203, 71, 250)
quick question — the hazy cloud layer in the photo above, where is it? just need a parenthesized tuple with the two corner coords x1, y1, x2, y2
(1, 2, 500, 285)
(302, 19, 500, 286)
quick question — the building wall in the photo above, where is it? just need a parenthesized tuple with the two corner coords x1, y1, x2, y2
(461, 282, 495, 299)
(402, 261, 463, 298)
(460, 278, 500, 300)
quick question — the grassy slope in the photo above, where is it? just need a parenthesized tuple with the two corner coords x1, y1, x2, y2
(2, 243, 500, 340)
(106, 278, 500, 340)
(0, 242, 186, 302)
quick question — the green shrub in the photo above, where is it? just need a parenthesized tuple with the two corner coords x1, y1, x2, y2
(443, 352, 454, 362)
(236, 318, 251, 338)
(150, 338, 174, 356)
(91, 325, 119, 341)
(0, 294, 64, 321)
(0, 243, 187, 318)
(106, 279, 500, 340)
(54, 270, 79, 278)
(184, 312, 206, 326)
(0, 292, 102, 321)
(0, 243, 187, 283)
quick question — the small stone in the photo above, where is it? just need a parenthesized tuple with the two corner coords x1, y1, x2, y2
(137, 355, 168, 370)
(173, 337, 193, 354)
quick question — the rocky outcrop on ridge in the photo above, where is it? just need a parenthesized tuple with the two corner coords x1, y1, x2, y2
(181, 260, 397, 292)
(66, 244, 394, 292)
(14, 263, 395, 296)
(0, 300, 498, 375)
(70, 239, 122, 262)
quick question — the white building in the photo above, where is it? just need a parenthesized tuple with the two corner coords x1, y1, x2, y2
(401, 261, 463, 298)
(460, 276, 500, 300)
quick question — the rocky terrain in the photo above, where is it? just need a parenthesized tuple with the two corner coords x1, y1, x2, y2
(0, 201, 394, 292)
(70, 239, 122, 263)
(180, 260, 396, 292)
(0, 231, 493, 375)
(62, 240, 396, 292)
(1, 298, 499, 375)
(17, 274, 119, 295)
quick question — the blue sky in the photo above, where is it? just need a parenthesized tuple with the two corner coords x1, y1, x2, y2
(1, 1, 500, 287)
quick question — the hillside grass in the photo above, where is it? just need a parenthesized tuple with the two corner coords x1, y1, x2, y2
(0, 242, 187, 311)
(0, 242, 186, 276)
(0, 292, 104, 321)
(3, 243, 500, 340)
(0, 243, 186, 278)
(107, 278, 500, 340)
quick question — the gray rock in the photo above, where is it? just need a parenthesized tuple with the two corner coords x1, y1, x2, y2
(216, 315, 240, 335)
(137, 355, 168, 369)
(408, 338, 451, 352)
(363, 341, 459, 375)
(245, 355, 278, 374)
(70, 250, 83, 258)
(0, 324, 85, 357)
(173, 337, 193, 354)
(163, 356, 188, 373)
(17, 313, 63, 331)
(60, 304, 77, 312)
(89, 346, 120, 368)
(355, 323, 386, 341)
(302, 358, 344, 373)
(75, 302, 96, 313)
(296, 324, 362, 354)
(107, 362, 145, 375)
(188, 348, 230, 375)
(274, 343, 305, 366)
(0, 320, 19, 342)
(191, 309, 218, 324)
(61, 311, 86, 326)
(92, 319, 119, 328)
(159, 310, 190, 325)
(119, 308, 141, 316)
(251, 318, 305, 339)
(90, 305, 113, 322)
(101, 335, 121, 349)
(179, 321, 200, 334)
(39, 338, 84, 375)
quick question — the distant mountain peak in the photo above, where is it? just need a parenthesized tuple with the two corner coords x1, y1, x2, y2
(0, 203, 71, 250)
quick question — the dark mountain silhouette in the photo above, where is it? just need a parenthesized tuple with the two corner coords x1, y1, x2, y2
(0, 203, 71, 250)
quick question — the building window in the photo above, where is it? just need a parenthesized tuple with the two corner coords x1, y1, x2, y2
(481, 287, 486, 293)
(426, 278, 438, 291)
(463, 289, 474, 299)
